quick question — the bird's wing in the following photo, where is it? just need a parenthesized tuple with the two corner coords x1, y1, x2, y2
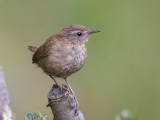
(32, 53, 48, 63)
(32, 44, 49, 63)
(32, 35, 60, 63)
(32, 46, 49, 64)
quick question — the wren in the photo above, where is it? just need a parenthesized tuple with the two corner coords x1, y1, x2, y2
(28, 25, 101, 94)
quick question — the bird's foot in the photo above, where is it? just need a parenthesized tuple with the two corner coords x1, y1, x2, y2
(56, 82, 69, 92)
(51, 84, 69, 99)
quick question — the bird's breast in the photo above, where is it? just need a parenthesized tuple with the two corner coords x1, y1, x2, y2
(41, 43, 87, 77)
(63, 44, 87, 71)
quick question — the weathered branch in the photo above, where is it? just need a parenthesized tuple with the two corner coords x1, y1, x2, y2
(47, 85, 84, 120)
(0, 66, 13, 120)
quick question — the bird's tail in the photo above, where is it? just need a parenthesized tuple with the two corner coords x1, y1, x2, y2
(28, 46, 38, 52)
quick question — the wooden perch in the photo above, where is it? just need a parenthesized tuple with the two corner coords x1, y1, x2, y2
(47, 85, 85, 120)
(0, 66, 13, 120)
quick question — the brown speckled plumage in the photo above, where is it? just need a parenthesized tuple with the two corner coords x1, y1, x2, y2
(28, 24, 101, 91)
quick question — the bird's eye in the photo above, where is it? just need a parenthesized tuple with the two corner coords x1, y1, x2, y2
(77, 32, 82, 36)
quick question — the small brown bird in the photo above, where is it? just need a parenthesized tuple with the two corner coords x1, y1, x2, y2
(28, 25, 101, 94)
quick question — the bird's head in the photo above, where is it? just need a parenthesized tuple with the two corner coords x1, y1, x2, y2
(56, 25, 101, 44)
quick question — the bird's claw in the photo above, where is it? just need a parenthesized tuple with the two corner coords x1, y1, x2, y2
(56, 83, 69, 92)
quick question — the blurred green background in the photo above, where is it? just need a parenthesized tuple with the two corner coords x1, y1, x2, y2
(0, 0, 160, 120)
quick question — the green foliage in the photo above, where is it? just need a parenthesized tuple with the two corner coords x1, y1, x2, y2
(24, 112, 49, 120)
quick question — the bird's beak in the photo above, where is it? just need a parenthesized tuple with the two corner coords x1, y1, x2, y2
(88, 30, 101, 35)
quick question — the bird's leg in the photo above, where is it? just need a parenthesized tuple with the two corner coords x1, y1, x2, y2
(49, 75, 68, 91)
(64, 78, 79, 113)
